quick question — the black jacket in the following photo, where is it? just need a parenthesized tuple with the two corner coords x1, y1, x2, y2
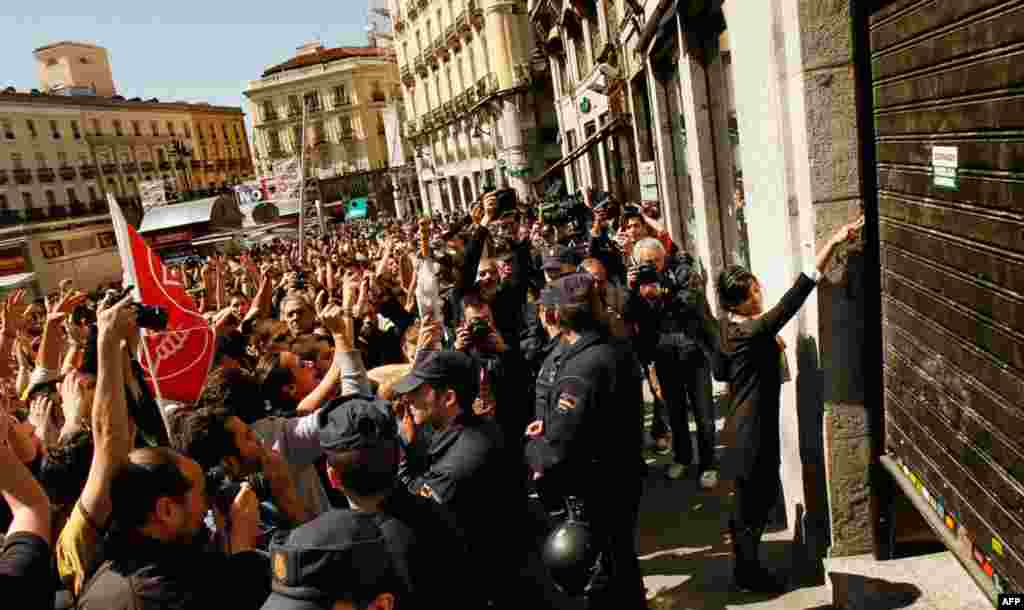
(525, 331, 645, 496)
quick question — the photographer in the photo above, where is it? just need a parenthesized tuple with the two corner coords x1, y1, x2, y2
(625, 238, 720, 486)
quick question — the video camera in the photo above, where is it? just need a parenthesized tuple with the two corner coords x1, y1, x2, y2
(115, 286, 170, 331)
(468, 317, 491, 340)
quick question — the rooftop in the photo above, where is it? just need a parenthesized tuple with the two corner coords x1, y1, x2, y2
(0, 88, 243, 115)
(261, 45, 396, 77)
(33, 40, 105, 54)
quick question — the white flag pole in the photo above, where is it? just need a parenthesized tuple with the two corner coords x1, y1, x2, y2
(107, 193, 174, 429)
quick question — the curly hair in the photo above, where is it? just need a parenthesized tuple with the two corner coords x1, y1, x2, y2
(717, 265, 756, 313)
(171, 407, 238, 471)
(197, 367, 264, 424)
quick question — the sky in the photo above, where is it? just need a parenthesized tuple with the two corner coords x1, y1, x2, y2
(0, 2, 386, 121)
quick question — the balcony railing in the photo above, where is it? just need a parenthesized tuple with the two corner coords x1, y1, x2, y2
(38, 168, 55, 184)
(80, 166, 97, 180)
(0, 170, 7, 186)
(401, 65, 413, 83)
(340, 129, 355, 141)
(14, 169, 32, 185)
(263, 111, 279, 122)
(288, 107, 301, 118)
(100, 163, 117, 174)
(416, 0, 426, 9)
(59, 166, 76, 181)
(446, 23, 460, 50)
(414, 54, 428, 76)
(469, 0, 484, 27)
(121, 163, 138, 174)
(159, 161, 172, 171)
(458, 10, 471, 34)
(432, 37, 448, 61)
(191, 159, 203, 169)
(425, 47, 438, 68)
(140, 162, 155, 173)
(406, 1, 417, 20)
(268, 147, 286, 158)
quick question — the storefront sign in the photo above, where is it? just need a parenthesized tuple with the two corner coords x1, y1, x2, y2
(0, 248, 27, 275)
(40, 240, 65, 259)
(153, 230, 192, 245)
(639, 161, 658, 201)
(932, 146, 959, 190)
(97, 231, 116, 249)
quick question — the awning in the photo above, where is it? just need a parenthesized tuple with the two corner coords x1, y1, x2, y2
(534, 114, 632, 184)
(139, 195, 243, 234)
(0, 272, 36, 289)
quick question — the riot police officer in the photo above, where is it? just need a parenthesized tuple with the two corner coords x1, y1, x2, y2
(525, 273, 647, 610)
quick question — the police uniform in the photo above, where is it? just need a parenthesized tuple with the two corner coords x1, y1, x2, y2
(525, 274, 647, 610)
(392, 350, 574, 610)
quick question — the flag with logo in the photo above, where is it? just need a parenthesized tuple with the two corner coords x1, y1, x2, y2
(108, 193, 214, 406)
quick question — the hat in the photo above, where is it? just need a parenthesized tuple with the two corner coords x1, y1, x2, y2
(539, 273, 595, 307)
(262, 511, 410, 610)
(317, 396, 396, 452)
(390, 351, 479, 408)
(542, 245, 577, 271)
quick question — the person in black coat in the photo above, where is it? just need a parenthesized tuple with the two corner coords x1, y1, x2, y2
(526, 273, 647, 610)
(715, 216, 863, 593)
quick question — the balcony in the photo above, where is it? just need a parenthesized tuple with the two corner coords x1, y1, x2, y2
(38, 168, 55, 184)
(140, 162, 155, 173)
(469, 0, 484, 28)
(0, 170, 7, 186)
(80, 166, 97, 180)
(415, 54, 428, 76)
(401, 65, 414, 84)
(268, 147, 286, 159)
(13, 169, 31, 185)
(288, 107, 302, 119)
(458, 10, 471, 34)
(159, 161, 172, 171)
(432, 38, 449, 61)
(422, 115, 434, 130)
(101, 163, 117, 174)
(59, 166, 77, 181)
(121, 163, 138, 174)
(332, 96, 353, 109)
(425, 48, 438, 69)
(306, 104, 322, 115)
(340, 128, 355, 141)
(446, 23, 460, 50)
(263, 111, 279, 122)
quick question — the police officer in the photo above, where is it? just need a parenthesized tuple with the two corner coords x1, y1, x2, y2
(525, 273, 647, 610)
(391, 350, 575, 610)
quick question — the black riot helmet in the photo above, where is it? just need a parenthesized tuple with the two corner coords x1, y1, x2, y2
(541, 497, 602, 596)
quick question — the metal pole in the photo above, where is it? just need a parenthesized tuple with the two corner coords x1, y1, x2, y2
(298, 100, 307, 262)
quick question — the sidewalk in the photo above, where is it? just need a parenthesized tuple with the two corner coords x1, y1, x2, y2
(636, 402, 992, 610)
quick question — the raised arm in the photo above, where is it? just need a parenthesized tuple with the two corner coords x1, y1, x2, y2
(0, 413, 50, 542)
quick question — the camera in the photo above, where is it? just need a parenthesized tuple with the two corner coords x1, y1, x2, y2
(632, 263, 660, 286)
(133, 304, 169, 331)
(468, 318, 491, 340)
(540, 200, 573, 225)
(293, 271, 306, 290)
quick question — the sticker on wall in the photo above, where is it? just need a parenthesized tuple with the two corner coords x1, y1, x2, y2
(932, 146, 959, 191)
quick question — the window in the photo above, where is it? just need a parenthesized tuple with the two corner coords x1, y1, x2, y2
(36, 152, 48, 168)
(11, 153, 22, 169)
(1, 119, 13, 140)
(71, 120, 81, 139)
(66, 188, 78, 204)
(50, 120, 61, 139)
(92, 119, 102, 135)
(167, 121, 175, 136)
(22, 192, 33, 209)
(151, 121, 160, 136)
(88, 186, 97, 201)
(26, 120, 37, 138)
(45, 190, 56, 207)
(132, 121, 141, 136)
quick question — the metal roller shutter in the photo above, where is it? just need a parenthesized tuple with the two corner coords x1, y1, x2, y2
(871, 0, 1024, 599)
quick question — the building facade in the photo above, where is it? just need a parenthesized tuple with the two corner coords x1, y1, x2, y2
(0, 41, 254, 296)
(391, 0, 560, 214)
(528, 0, 636, 202)
(244, 42, 404, 184)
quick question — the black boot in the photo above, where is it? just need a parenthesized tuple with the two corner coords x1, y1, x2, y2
(731, 522, 786, 594)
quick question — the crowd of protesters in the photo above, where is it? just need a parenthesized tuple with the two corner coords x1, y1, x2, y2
(0, 185, 864, 610)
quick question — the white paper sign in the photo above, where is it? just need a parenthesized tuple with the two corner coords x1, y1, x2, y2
(932, 146, 959, 190)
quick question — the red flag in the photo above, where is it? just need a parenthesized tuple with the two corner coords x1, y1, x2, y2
(110, 195, 213, 404)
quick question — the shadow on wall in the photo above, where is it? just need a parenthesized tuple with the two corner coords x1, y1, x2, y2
(794, 333, 829, 588)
